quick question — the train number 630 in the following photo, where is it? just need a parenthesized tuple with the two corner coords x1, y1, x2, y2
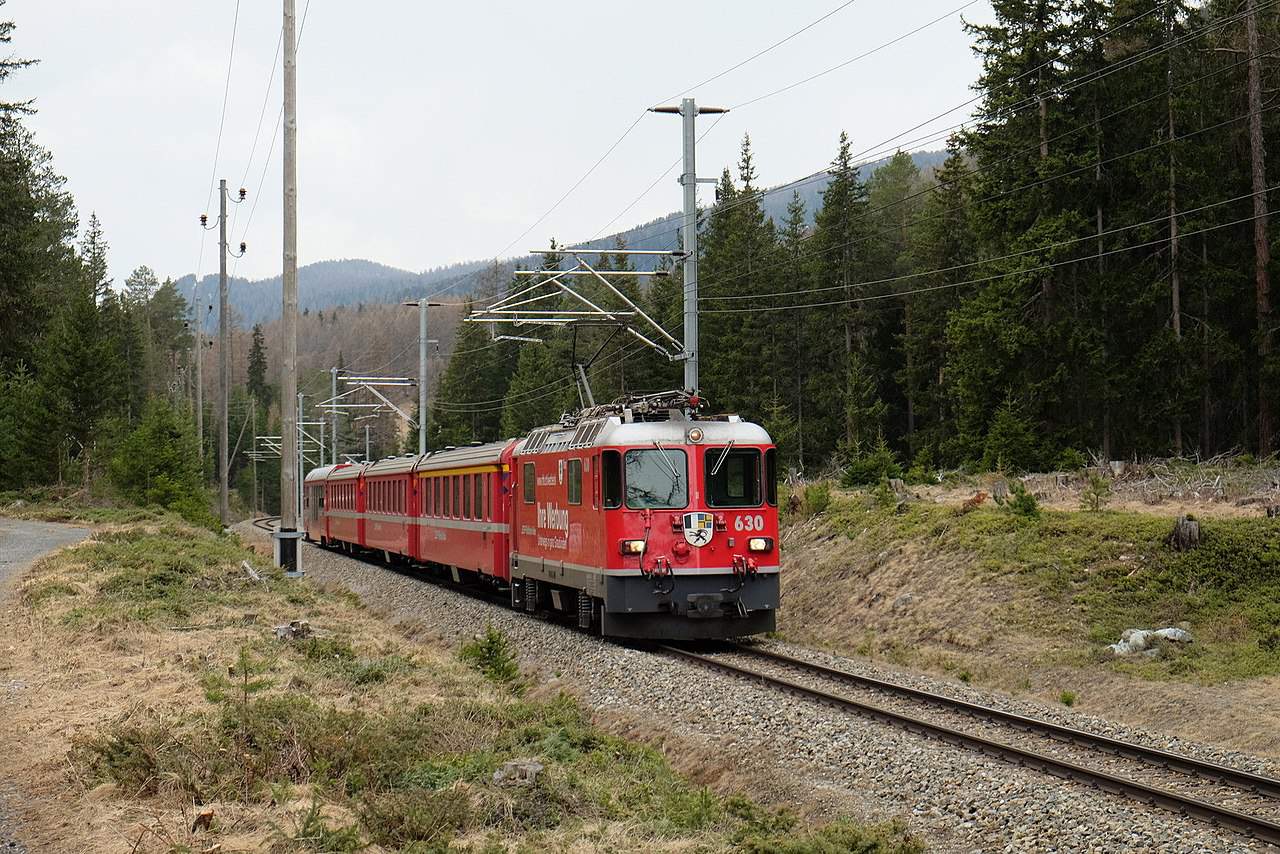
(733, 515, 766, 532)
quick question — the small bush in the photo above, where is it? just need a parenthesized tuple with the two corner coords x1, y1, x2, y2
(1059, 690, 1077, 707)
(1057, 448, 1087, 471)
(359, 789, 470, 850)
(272, 800, 364, 853)
(299, 636, 357, 663)
(460, 626, 520, 685)
(801, 481, 832, 517)
(957, 669, 973, 684)
(1004, 481, 1040, 518)
(843, 434, 902, 487)
(981, 396, 1041, 473)
(904, 447, 936, 485)
(1079, 474, 1112, 512)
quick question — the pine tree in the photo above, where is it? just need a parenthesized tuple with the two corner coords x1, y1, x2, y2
(247, 323, 270, 409)
(80, 212, 110, 303)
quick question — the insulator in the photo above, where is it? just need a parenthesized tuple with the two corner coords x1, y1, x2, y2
(240, 241, 247, 253)
(200, 214, 208, 226)
(238, 188, 246, 200)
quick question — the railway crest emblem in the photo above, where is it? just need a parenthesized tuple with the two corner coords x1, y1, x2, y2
(682, 512, 715, 547)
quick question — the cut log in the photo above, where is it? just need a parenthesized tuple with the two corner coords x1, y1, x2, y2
(1167, 515, 1201, 551)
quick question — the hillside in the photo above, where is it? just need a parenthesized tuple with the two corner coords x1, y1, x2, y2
(189, 150, 947, 325)
(778, 474, 1280, 756)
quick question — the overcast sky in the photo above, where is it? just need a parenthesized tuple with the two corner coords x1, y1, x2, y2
(11, 0, 995, 289)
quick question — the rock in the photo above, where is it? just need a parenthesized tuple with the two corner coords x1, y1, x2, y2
(273, 620, 312, 641)
(1153, 627, 1193, 643)
(493, 759, 544, 787)
(892, 593, 914, 613)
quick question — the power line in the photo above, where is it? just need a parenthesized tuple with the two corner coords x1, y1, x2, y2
(701, 200, 1280, 315)
(698, 102, 1273, 302)
(599, 0, 1237, 263)
(623, 0, 1270, 293)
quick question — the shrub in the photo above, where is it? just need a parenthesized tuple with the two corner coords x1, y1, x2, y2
(981, 396, 1040, 473)
(273, 801, 364, 853)
(1004, 481, 1040, 518)
(358, 789, 470, 850)
(1057, 448, 1087, 471)
(109, 400, 215, 528)
(843, 434, 902, 487)
(460, 626, 520, 685)
(904, 447, 936, 485)
(1059, 690, 1077, 707)
(801, 481, 832, 517)
(1079, 474, 1112, 512)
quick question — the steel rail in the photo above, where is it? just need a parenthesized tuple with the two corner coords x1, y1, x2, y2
(660, 645, 1280, 847)
(734, 644, 1280, 801)
(251, 515, 280, 533)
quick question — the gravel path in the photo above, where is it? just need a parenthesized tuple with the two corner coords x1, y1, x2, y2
(237, 524, 1276, 852)
(0, 517, 91, 854)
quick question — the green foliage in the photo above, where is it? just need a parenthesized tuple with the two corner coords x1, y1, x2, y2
(818, 498, 1280, 683)
(1059, 690, 1077, 707)
(108, 400, 213, 527)
(842, 434, 902, 487)
(801, 481, 832, 517)
(359, 789, 469, 851)
(904, 447, 936, 485)
(1079, 474, 1112, 512)
(272, 801, 364, 853)
(459, 625, 520, 685)
(1057, 448, 1087, 471)
(981, 396, 1040, 474)
(1003, 481, 1040, 518)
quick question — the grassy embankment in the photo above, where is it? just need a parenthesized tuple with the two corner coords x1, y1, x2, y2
(780, 485, 1280, 686)
(2, 515, 919, 854)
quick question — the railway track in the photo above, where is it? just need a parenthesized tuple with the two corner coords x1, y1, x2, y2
(662, 643, 1280, 848)
(245, 523, 1280, 846)
(251, 515, 280, 533)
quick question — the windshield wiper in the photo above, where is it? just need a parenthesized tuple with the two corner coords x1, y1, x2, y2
(709, 439, 735, 477)
(651, 440, 682, 485)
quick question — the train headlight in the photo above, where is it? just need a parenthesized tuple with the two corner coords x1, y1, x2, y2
(619, 539, 646, 555)
(687, 427, 704, 443)
(747, 537, 773, 553)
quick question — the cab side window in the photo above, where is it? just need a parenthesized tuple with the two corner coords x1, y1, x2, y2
(523, 462, 536, 504)
(567, 459, 582, 505)
(601, 451, 622, 509)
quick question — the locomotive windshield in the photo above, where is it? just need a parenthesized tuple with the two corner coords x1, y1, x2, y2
(704, 447, 762, 507)
(624, 448, 688, 509)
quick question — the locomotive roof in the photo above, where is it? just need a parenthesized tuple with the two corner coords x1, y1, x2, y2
(516, 415, 771, 455)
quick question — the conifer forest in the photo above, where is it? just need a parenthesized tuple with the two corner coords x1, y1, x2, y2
(3, 0, 1280, 509)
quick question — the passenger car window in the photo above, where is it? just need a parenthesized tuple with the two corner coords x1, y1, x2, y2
(624, 448, 688, 509)
(567, 459, 582, 505)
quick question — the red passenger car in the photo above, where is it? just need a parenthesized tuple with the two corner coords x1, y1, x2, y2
(303, 391, 779, 640)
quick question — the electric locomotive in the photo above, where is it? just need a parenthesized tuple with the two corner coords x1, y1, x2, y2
(303, 391, 779, 640)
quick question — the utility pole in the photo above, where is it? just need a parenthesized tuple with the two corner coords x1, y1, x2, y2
(649, 98, 726, 394)
(365, 424, 370, 462)
(277, 0, 302, 572)
(419, 299, 428, 454)
(403, 299, 441, 454)
(251, 395, 258, 517)
(194, 297, 203, 461)
(296, 392, 304, 528)
(218, 179, 230, 527)
(330, 366, 339, 464)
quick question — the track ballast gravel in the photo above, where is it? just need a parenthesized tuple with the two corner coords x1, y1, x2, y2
(237, 524, 1275, 853)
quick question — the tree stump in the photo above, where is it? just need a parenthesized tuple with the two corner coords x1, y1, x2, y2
(1266, 504, 1279, 519)
(992, 479, 1009, 504)
(1167, 515, 1201, 551)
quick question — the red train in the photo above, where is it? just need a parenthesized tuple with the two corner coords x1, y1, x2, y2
(303, 391, 779, 639)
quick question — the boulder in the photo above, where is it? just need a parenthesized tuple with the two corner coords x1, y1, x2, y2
(493, 759, 544, 787)
(1153, 627, 1193, 643)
